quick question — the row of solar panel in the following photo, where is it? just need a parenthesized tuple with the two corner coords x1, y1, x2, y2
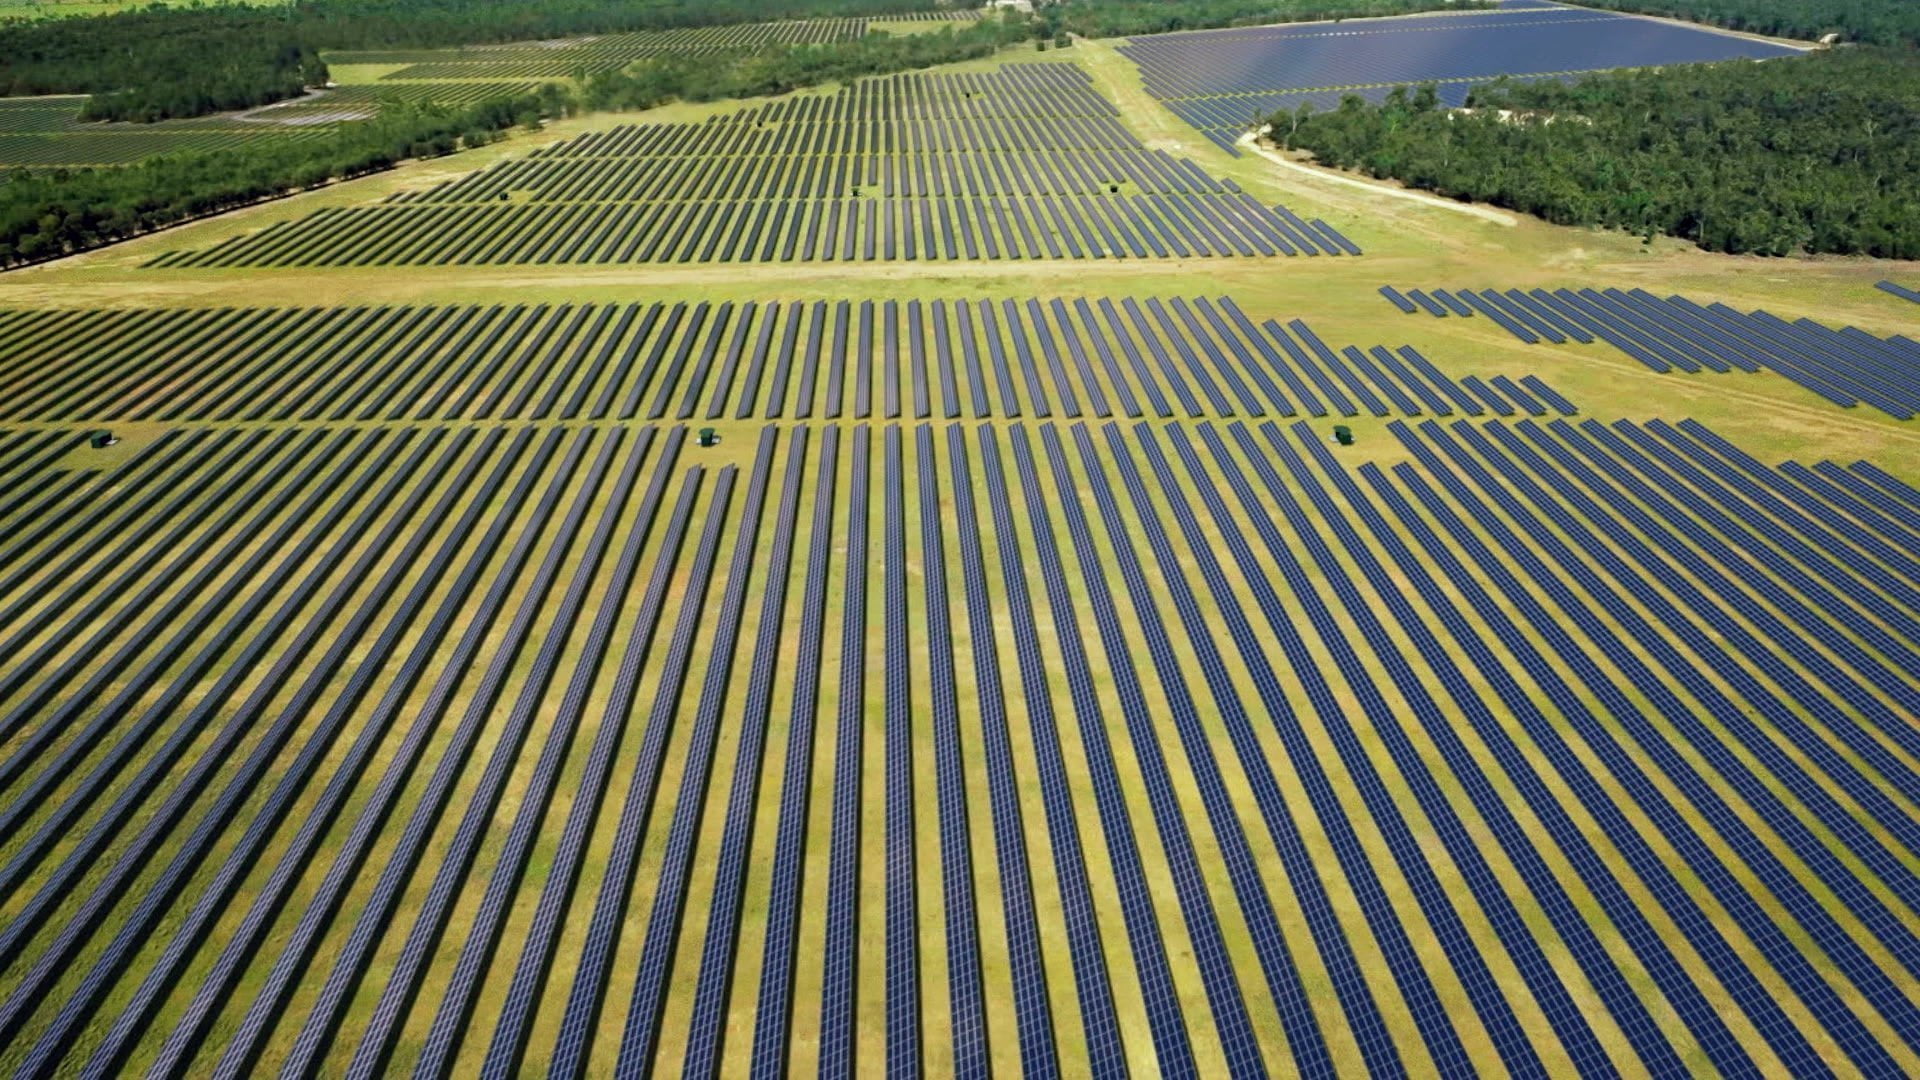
(0, 440, 95, 534)
(361, 15, 941, 77)
(390, 148, 1234, 204)
(1368, 416, 1920, 1076)
(0, 295, 1575, 432)
(546, 67, 1121, 149)
(1876, 280, 1920, 305)
(992, 415, 1920, 1077)
(529, 113, 1147, 164)
(1, 424, 556, 1076)
(365, 20, 991, 80)
(0, 427, 83, 477)
(151, 192, 1351, 268)
(1386, 284, 1920, 419)
(9, 416, 1920, 1076)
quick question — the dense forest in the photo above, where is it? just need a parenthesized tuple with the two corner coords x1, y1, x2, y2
(275, 0, 958, 50)
(1273, 49, 1920, 257)
(0, 0, 958, 120)
(0, 10, 328, 121)
(1578, 0, 1920, 49)
(0, 86, 572, 265)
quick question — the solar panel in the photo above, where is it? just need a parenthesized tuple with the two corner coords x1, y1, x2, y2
(809, 424, 868, 1077)
(1876, 280, 1920, 304)
(914, 426, 990, 1077)
(1004, 425, 1202, 1075)
(1390, 285, 1920, 418)
(1104, 423, 1475, 1076)
(616, 433, 780, 1077)
(1031, 425, 1272, 1078)
(882, 427, 921, 1076)
(971, 427, 1129, 1074)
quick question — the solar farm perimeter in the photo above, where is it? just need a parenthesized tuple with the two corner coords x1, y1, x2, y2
(2, 4, 1919, 1079)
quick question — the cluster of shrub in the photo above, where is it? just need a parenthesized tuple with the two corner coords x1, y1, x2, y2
(1273, 48, 1920, 257)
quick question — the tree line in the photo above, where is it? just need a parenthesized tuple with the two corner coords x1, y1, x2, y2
(1576, 0, 1920, 49)
(1272, 49, 1920, 257)
(0, 86, 573, 266)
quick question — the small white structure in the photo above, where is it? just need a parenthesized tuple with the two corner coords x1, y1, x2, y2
(987, 0, 1033, 11)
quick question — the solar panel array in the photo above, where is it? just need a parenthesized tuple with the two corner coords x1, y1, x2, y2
(0, 123, 333, 167)
(0, 430, 95, 542)
(0, 295, 1560, 425)
(252, 81, 558, 116)
(5, 9, 1917, 1069)
(0, 429, 82, 476)
(326, 11, 982, 79)
(1119, 5, 1803, 152)
(1385, 284, 1920, 419)
(149, 66, 1357, 267)
(8, 405, 1920, 1076)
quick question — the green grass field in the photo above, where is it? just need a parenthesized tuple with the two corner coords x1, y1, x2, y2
(1, 16, 1918, 1080)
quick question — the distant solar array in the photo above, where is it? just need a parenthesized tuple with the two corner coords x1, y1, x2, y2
(254, 81, 558, 114)
(326, 11, 981, 79)
(0, 295, 1537, 423)
(5, 411, 1920, 1075)
(0, 82, 541, 167)
(1120, 3, 1804, 152)
(1178, 75, 1578, 136)
(1384, 284, 1920, 419)
(151, 66, 1359, 266)
(0, 96, 336, 166)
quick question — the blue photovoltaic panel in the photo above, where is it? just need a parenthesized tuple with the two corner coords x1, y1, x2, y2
(1394, 284, 1920, 418)
(976, 426, 1176, 1075)
(812, 427, 869, 1080)
(1098, 423, 1480, 1075)
(1130, 5, 1801, 148)
(1423, 420, 1920, 1072)
(882, 427, 921, 1077)
(1875, 280, 1920, 304)
(1122, 13, 1799, 100)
